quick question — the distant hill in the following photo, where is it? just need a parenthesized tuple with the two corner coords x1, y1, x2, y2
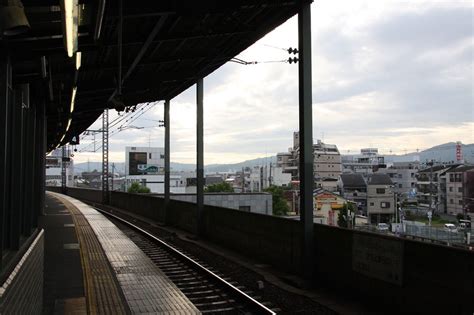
(74, 142, 472, 175)
(74, 156, 277, 175)
(384, 142, 474, 164)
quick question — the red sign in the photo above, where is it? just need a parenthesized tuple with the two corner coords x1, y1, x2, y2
(456, 142, 462, 161)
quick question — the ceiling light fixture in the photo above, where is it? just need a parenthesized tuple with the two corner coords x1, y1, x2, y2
(75, 51, 81, 69)
(70, 86, 77, 113)
(66, 118, 72, 132)
(62, 0, 78, 57)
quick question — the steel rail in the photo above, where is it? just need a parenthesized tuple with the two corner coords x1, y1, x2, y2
(93, 207, 276, 315)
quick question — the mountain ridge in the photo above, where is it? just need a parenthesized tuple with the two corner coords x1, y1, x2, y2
(73, 142, 473, 174)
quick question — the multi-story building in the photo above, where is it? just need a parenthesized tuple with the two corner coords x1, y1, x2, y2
(339, 174, 367, 213)
(377, 162, 419, 199)
(313, 140, 342, 178)
(446, 165, 474, 215)
(416, 164, 456, 214)
(45, 148, 74, 187)
(277, 131, 341, 190)
(125, 146, 164, 176)
(342, 148, 386, 178)
(367, 174, 395, 224)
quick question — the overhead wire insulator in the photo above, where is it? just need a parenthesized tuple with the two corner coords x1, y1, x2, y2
(288, 57, 299, 64)
(287, 47, 298, 54)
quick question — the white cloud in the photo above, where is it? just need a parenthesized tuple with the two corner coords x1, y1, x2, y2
(73, 1, 473, 165)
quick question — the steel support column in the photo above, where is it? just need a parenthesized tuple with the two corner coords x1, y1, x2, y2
(164, 99, 170, 224)
(27, 103, 36, 231)
(34, 100, 46, 224)
(10, 87, 25, 250)
(298, 2, 314, 282)
(102, 109, 109, 204)
(0, 56, 9, 266)
(4, 59, 13, 250)
(21, 84, 33, 236)
(196, 79, 204, 236)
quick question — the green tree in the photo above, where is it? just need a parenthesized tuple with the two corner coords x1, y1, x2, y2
(337, 202, 355, 228)
(127, 182, 150, 193)
(205, 182, 234, 193)
(264, 186, 289, 216)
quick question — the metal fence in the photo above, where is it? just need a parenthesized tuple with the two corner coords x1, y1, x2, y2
(404, 225, 466, 244)
(355, 224, 472, 247)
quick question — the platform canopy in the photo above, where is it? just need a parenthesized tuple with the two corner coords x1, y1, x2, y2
(2, 0, 311, 150)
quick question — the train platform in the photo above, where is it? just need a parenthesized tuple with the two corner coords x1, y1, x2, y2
(41, 192, 200, 314)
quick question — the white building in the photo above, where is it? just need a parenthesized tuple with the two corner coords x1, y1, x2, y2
(342, 148, 386, 178)
(45, 148, 74, 187)
(167, 193, 273, 215)
(125, 146, 164, 176)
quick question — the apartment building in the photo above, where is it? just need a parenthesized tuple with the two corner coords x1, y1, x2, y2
(416, 164, 455, 214)
(276, 131, 341, 191)
(377, 162, 419, 198)
(313, 140, 342, 178)
(446, 165, 474, 215)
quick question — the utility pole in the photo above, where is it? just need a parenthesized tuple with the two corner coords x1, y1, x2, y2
(429, 160, 433, 214)
(241, 167, 245, 192)
(269, 162, 272, 186)
(102, 109, 109, 204)
(111, 162, 115, 191)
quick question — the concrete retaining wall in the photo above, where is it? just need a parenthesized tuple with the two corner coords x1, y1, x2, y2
(0, 230, 44, 314)
(47, 186, 103, 204)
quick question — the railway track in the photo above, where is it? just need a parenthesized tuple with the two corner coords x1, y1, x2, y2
(95, 208, 277, 314)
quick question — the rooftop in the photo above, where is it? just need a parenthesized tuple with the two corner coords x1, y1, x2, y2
(340, 174, 366, 187)
(367, 173, 393, 185)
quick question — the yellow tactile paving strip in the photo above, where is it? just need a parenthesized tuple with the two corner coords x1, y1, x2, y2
(50, 193, 128, 315)
(50, 192, 201, 314)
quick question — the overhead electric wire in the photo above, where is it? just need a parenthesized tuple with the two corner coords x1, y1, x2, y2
(78, 102, 160, 152)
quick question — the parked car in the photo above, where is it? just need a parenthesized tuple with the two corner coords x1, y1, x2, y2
(443, 223, 458, 233)
(376, 223, 390, 231)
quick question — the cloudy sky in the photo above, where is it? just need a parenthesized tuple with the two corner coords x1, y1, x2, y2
(75, 0, 473, 165)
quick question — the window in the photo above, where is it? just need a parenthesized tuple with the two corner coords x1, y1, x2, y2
(459, 200, 463, 205)
(398, 174, 402, 178)
(458, 187, 462, 193)
(449, 187, 453, 192)
(239, 206, 251, 212)
(370, 202, 374, 206)
(149, 153, 152, 159)
(398, 184, 402, 188)
(160, 154, 165, 159)
(381, 202, 391, 208)
(450, 199, 454, 204)
(376, 188, 385, 194)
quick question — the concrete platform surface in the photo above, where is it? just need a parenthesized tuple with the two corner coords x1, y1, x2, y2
(46, 192, 200, 314)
